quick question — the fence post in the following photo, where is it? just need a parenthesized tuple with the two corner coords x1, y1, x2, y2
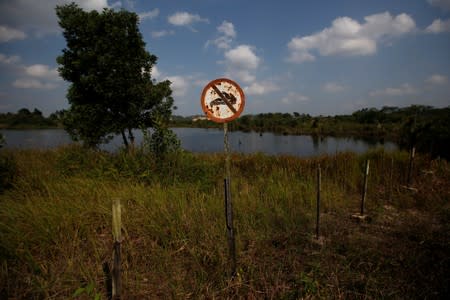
(112, 198, 122, 299)
(361, 159, 370, 216)
(388, 157, 394, 202)
(407, 146, 415, 187)
(316, 164, 321, 239)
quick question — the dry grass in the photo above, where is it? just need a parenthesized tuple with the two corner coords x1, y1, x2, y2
(0, 146, 449, 299)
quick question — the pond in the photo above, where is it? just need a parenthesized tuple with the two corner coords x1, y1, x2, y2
(0, 128, 397, 157)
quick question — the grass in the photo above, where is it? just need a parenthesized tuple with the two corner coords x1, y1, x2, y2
(0, 146, 449, 299)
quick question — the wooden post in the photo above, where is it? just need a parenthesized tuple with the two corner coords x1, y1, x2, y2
(407, 146, 415, 187)
(361, 160, 370, 216)
(388, 157, 394, 202)
(112, 198, 122, 299)
(316, 164, 321, 239)
(223, 123, 236, 277)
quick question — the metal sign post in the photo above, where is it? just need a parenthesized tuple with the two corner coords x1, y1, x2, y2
(201, 78, 245, 278)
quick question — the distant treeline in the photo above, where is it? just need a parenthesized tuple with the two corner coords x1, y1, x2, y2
(0, 108, 64, 129)
(1, 105, 449, 158)
(172, 105, 450, 159)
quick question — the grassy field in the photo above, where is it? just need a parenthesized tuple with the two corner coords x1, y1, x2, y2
(0, 146, 449, 299)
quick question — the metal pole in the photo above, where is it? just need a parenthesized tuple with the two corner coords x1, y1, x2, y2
(316, 164, 321, 239)
(361, 160, 370, 216)
(223, 123, 236, 277)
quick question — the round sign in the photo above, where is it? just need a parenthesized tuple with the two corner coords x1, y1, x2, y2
(200, 78, 245, 123)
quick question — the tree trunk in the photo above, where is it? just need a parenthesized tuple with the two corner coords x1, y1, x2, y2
(128, 128, 135, 147)
(121, 130, 129, 149)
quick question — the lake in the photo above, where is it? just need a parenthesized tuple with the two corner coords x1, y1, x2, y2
(0, 128, 397, 157)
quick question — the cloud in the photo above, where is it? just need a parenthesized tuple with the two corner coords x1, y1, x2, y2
(426, 74, 448, 85)
(0, 25, 27, 43)
(7, 62, 62, 90)
(245, 81, 279, 96)
(427, 0, 450, 11)
(224, 45, 261, 83)
(281, 92, 310, 104)
(151, 66, 161, 80)
(25, 64, 59, 80)
(426, 18, 450, 33)
(369, 83, 418, 97)
(218, 21, 236, 38)
(166, 76, 189, 97)
(206, 21, 236, 49)
(0, 0, 110, 37)
(287, 12, 415, 63)
(13, 78, 58, 90)
(322, 82, 346, 93)
(0, 53, 21, 64)
(168, 12, 209, 31)
(138, 8, 159, 21)
(224, 45, 260, 70)
(151, 30, 175, 38)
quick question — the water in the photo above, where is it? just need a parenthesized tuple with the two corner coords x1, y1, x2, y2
(0, 128, 397, 157)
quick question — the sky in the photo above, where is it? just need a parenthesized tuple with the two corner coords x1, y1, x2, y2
(0, 0, 449, 117)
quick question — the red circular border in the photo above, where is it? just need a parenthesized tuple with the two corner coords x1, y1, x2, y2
(200, 78, 246, 123)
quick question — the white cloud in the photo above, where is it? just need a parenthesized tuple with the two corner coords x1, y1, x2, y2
(166, 76, 190, 98)
(207, 21, 236, 49)
(370, 83, 418, 97)
(426, 18, 450, 33)
(323, 82, 346, 93)
(138, 8, 159, 21)
(13, 78, 57, 90)
(281, 92, 310, 104)
(245, 81, 280, 95)
(0, 25, 26, 42)
(151, 66, 161, 80)
(426, 74, 448, 85)
(168, 12, 209, 30)
(151, 30, 175, 38)
(224, 45, 260, 70)
(25, 64, 59, 80)
(218, 21, 236, 38)
(7, 62, 62, 90)
(0, 1, 111, 37)
(224, 45, 261, 83)
(0, 53, 20, 64)
(428, 0, 450, 11)
(287, 12, 415, 63)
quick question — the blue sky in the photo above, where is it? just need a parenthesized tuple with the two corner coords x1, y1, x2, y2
(0, 0, 449, 117)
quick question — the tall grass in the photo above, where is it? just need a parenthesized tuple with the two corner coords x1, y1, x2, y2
(0, 146, 448, 298)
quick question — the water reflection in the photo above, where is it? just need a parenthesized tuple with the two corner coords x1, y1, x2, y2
(0, 128, 397, 157)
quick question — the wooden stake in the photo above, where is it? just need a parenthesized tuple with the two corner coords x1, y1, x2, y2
(361, 160, 370, 216)
(316, 164, 321, 239)
(112, 198, 122, 299)
(407, 146, 415, 187)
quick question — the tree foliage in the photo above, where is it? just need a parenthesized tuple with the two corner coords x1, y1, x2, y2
(56, 3, 175, 148)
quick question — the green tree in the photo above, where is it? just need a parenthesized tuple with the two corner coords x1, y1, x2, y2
(56, 3, 175, 148)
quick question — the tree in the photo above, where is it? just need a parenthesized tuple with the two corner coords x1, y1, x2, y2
(56, 3, 175, 148)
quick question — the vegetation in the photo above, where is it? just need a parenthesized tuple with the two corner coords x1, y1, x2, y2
(56, 3, 175, 148)
(2, 105, 449, 158)
(0, 108, 62, 129)
(1, 146, 448, 298)
(175, 105, 450, 158)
